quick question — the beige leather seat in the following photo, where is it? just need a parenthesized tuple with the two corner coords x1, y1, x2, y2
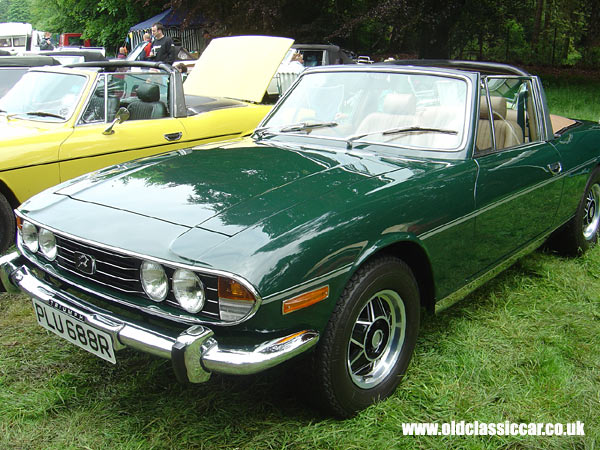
(356, 93, 416, 134)
(476, 96, 523, 151)
(415, 105, 463, 149)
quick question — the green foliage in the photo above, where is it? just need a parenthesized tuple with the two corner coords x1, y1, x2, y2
(26, 0, 162, 53)
(581, 46, 600, 68)
(0, 0, 8, 19)
(2, 0, 600, 68)
(169, 0, 598, 66)
(1, 0, 31, 22)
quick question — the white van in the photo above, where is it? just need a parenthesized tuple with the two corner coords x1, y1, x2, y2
(0, 23, 45, 54)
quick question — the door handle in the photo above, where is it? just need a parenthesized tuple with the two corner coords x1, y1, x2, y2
(547, 161, 562, 175)
(164, 132, 182, 142)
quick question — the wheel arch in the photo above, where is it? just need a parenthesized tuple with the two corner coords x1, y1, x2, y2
(0, 178, 19, 210)
(351, 237, 436, 313)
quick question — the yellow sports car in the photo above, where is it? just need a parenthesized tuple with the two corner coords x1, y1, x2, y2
(0, 36, 294, 251)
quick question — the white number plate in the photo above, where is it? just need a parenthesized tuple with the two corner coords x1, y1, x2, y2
(32, 298, 116, 364)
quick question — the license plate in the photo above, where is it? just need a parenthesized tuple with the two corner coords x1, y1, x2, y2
(32, 298, 116, 364)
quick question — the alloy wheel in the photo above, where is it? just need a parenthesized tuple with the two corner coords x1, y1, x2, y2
(347, 289, 406, 389)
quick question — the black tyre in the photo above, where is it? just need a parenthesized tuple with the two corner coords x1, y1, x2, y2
(313, 256, 420, 417)
(557, 167, 600, 255)
(0, 193, 15, 253)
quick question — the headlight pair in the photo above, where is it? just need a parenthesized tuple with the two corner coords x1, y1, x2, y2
(21, 221, 57, 261)
(140, 261, 257, 321)
(140, 261, 205, 314)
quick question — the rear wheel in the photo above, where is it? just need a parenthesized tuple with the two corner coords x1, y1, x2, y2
(313, 257, 420, 417)
(0, 193, 15, 253)
(556, 167, 600, 255)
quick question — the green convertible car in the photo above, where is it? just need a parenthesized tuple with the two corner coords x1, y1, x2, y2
(1, 61, 599, 417)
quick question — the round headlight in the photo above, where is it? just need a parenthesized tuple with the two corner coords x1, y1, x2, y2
(173, 269, 205, 313)
(39, 228, 57, 261)
(140, 260, 168, 302)
(22, 221, 39, 253)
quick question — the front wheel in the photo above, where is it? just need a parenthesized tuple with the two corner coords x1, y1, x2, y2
(0, 193, 15, 253)
(313, 257, 420, 417)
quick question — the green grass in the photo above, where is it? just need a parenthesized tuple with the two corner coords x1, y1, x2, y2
(1, 74, 599, 449)
(1, 246, 598, 449)
(539, 70, 600, 121)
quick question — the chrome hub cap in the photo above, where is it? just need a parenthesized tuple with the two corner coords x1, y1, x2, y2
(365, 319, 390, 360)
(347, 289, 406, 389)
(583, 184, 600, 240)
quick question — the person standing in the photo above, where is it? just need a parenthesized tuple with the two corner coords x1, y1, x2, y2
(40, 32, 54, 50)
(288, 51, 305, 73)
(150, 22, 174, 63)
(142, 33, 152, 60)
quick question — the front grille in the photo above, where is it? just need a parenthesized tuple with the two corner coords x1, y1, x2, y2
(56, 235, 142, 294)
(53, 234, 220, 318)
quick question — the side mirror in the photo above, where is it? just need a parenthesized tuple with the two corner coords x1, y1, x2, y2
(103, 107, 130, 135)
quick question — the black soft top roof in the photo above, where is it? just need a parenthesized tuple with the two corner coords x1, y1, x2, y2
(66, 60, 176, 74)
(37, 50, 107, 62)
(293, 44, 355, 64)
(381, 59, 530, 76)
(0, 55, 61, 67)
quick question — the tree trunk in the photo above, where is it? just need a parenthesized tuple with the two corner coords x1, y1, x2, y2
(543, 0, 552, 30)
(531, 0, 544, 47)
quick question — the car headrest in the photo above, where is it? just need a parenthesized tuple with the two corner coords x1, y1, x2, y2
(383, 93, 416, 115)
(480, 96, 507, 120)
(137, 83, 160, 103)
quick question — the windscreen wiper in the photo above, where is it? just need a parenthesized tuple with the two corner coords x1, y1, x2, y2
(24, 111, 66, 120)
(252, 126, 276, 140)
(279, 121, 338, 133)
(346, 126, 457, 149)
(253, 121, 338, 141)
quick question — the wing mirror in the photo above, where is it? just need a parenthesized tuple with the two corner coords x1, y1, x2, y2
(103, 107, 130, 135)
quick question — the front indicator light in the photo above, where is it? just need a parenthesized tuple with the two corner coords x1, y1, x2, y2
(22, 221, 39, 253)
(218, 277, 256, 322)
(140, 260, 168, 302)
(38, 228, 57, 261)
(173, 269, 205, 313)
(282, 285, 329, 315)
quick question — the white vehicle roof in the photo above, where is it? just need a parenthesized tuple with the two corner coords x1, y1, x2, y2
(0, 22, 33, 36)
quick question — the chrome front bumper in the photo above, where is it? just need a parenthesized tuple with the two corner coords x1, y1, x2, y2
(0, 252, 319, 383)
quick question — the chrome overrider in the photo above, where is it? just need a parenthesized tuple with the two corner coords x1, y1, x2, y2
(0, 251, 319, 383)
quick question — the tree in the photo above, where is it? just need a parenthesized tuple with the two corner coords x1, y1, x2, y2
(29, 0, 163, 51)
(3, 0, 598, 66)
(0, 0, 10, 20)
(2, 0, 31, 22)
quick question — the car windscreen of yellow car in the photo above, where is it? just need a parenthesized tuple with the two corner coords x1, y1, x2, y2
(0, 71, 87, 121)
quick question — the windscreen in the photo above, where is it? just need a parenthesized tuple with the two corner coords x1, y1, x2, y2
(262, 70, 470, 151)
(0, 71, 87, 121)
(0, 68, 27, 97)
